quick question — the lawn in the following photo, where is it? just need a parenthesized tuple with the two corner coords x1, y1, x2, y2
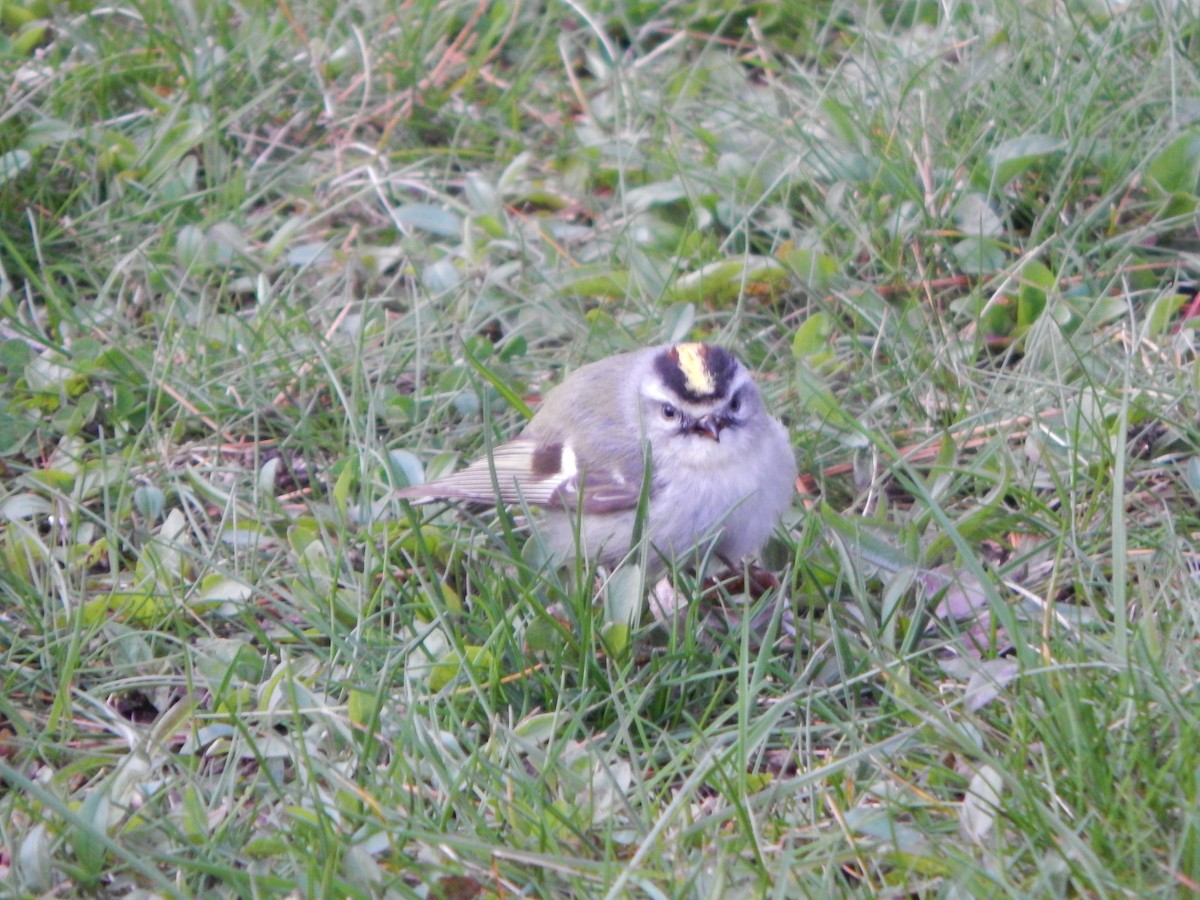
(2, 0, 1199, 895)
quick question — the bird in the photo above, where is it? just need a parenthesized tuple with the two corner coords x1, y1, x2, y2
(395, 342, 796, 573)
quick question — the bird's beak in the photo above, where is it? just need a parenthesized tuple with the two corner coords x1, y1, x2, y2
(693, 415, 724, 441)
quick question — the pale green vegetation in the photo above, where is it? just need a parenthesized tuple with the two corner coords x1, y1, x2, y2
(2, 0, 1199, 895)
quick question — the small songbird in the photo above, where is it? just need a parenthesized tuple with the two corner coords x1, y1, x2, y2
(395, 342, 796, 572)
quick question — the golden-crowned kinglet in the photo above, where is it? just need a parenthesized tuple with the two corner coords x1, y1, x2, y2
(396, 342, 796, 571)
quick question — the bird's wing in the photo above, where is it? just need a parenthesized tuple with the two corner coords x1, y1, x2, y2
(395, 439, 648, 512)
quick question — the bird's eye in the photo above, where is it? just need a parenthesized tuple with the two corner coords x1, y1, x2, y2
(729, 392, 742, 414)
(661, 403, 677, 420)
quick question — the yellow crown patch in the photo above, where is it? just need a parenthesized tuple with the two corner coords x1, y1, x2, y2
(675, 343, 715, 396)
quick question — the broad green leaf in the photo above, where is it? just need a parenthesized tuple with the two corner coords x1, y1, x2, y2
(511, 713, 560, 743)
(284, 242, 333, 267)
(287, 521, 319, 554)
(1146, 131, 1200, 195)
(463, 171, 499, 213)
(496, 150, 533, 193)
(11, 21, 49, 56)
(195, 574, 254, 607)
(780, 245, 838, 292)
(523, 616, 562, 655)
(393, 526, 445, 560)
(625, 177, 689, 211)
(332, 461, 355, 515)
(1141, 289, 1185, 339)
(0, 338, 32, 377)
(195, 637, 266, 687)
(1017, 259, 1055, 330)
(952, 193, 1003, 238)
(72, 791, 111, 879)
(15, 823, 51, 893)
(1, 1, 41, 30)
(257, 457, 280, 495)
(1187, 457, 1200, 493)
(132, 485, 165, 521)
(393, 203, 462, 237)
(558, 268, 629, 299)
(422, 257, 462, 293)
(24, 469, 74, 492)
(387, 449, 425, 488)
(499, 335, 527, 361)
(1146, 131, 1200, 216)
(602, 564, 643, 632)
(792, 311, 834, 358)
(243, 836, 288, 859)
(82, 592, 173, 625)
(987, 133, 1068, 185)
(432, 581, 462, 614)
(664, 256, 789, 305)
(179, 786, 209, 844)
(0, 149, 32, 186)
(429, 646, 492, 691)
(0, 409, 35, 456)
(600, 622, 631, 659)
(960, 765, 1004, 842)
(348, 689, 375, 729)
(951, 237, 1007, 275)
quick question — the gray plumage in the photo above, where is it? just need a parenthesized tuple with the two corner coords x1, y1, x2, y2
(395, 343, 796, 571)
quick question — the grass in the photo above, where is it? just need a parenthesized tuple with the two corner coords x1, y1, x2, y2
(2, 0, 1200, 895)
